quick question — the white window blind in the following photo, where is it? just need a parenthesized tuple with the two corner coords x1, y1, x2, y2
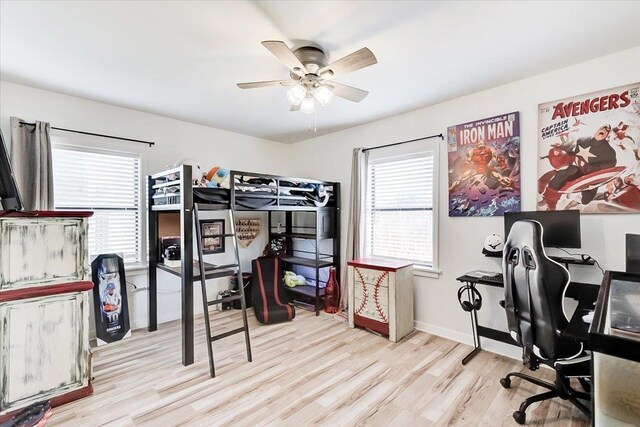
(366, 152, 435, 266)
(52, 145, 142, 265)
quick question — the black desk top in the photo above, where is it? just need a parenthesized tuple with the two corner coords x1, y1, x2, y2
(458, 274, 598, 346)
(456, 274, 504, 288)
(483, 252, 596, 266)
(457, 274, 599, 295)
(564, 308, 592, 343)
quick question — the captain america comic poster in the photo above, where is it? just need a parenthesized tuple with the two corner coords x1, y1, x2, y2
(537, 83, 640, 213)
(447, 112, 521, 217)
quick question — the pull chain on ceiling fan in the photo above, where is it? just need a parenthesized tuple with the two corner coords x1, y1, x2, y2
(237, 41, 377, 115)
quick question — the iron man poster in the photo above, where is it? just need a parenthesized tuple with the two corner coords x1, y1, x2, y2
(447, 112, 521, 217)
(537, 83, 640, 213)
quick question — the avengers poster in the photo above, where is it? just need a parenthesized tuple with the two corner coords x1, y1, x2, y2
(91, 254, 131, 346)
(537, 83, 640, 213)
(448, 112, 521, 217)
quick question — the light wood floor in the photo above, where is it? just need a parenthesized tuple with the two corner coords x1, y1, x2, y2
(50, 310, 589, 426)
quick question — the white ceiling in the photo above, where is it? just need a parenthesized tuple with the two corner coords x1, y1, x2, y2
(1, 1, 640, 144)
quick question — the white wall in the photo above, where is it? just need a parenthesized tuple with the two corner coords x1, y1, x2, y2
(3, 46, 639, 356)
(0, 80, 293, 331)
(288, 46, 640, 357)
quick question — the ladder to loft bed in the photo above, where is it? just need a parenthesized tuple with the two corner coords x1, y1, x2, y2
(149, 166, 340, 369)
(148, 165, 252, 375)
(193, 203, 252, 378)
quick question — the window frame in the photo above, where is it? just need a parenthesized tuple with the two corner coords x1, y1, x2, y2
(365, 144, 439, 273)
(51, 139, 147, 270)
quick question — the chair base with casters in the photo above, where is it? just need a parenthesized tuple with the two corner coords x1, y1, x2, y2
(500, 368, 591, 424)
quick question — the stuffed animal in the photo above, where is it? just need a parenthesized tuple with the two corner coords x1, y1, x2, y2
(284, 270, 306, 287)
(263, 237, 287, 257)
(205, 166, 230, 188)
(173, 158, 204, 186)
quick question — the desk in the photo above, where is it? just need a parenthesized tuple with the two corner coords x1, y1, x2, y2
(456, 275, 597, 365)
(589, 270, 640, 425)
(564, 308, 592, 342)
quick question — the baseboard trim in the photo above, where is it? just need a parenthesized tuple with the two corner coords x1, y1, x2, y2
(414, 320, 521, 361)
(414, 320, 472, 345)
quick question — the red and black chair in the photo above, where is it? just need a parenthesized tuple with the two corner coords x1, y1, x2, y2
(251, 257, 295, 324)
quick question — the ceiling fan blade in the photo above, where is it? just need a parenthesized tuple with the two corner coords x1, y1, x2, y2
(290, 103, 301, 112)
(319, 47, 377, 79)
(261, 41, 309, 77)
(326, 82, 369, 103)
(237, 80, 295, 89)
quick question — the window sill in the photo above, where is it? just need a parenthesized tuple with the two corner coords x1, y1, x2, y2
(125, 264, 148, 275)
(413, 266, 441, 279)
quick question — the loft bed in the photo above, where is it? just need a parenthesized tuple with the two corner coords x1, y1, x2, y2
(151, 167, 338, 211)
(147, 165, 340, 367)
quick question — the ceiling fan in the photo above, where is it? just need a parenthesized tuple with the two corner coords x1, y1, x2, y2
(237, 41, 377, 114)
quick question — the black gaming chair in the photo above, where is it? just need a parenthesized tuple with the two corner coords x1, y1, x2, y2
(501, 220, 591, 424)
(251, 257, 295, 324)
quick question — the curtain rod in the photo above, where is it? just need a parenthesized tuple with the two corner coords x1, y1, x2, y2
(18, 121, 155, 147)
(362, 133, 444, 153)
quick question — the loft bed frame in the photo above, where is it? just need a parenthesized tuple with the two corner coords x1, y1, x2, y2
(147, 165, 340, 366)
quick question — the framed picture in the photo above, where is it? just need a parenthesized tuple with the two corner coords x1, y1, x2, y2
(447, 112, 521, 216)
(200, 219, 225, 254)
(91, 253, 131, 346)
(537, 82, 640, 213)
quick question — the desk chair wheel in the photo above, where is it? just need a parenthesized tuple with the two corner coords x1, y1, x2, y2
(513, 410, 526, 424)
(500, 377, 511, 389)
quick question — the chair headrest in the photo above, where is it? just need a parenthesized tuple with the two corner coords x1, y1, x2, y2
(505, 220, 544, 252)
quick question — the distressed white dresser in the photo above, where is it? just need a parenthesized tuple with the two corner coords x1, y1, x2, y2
(0, 211, 93, 419)
(347, 258, 414, 342)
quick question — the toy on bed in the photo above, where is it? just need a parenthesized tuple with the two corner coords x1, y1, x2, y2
(284, 270, 306, 287)
(172, 158, 205, 186)
(205, 166, 230, 188)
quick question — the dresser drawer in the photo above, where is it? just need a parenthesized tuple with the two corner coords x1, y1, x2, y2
(354, 298, 389, 323)
(0, 291, 90, 413)
(354, 281, 389, 324)
(0, 218, 88, 290)
(353, 267, 389, 288)
(353, 282, 389, 307)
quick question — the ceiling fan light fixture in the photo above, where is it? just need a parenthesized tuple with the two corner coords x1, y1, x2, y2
(314, 85, 334, 107)
(300, 94, 315, 115)
(287, 84, 306, 106)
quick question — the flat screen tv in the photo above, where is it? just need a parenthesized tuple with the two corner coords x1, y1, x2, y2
(504, 210, 581, 248)
(0, 129, 23, 211)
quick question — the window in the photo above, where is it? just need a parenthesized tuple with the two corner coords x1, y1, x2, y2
(365, 151, 436, 267)
(52, 145, 142, 265)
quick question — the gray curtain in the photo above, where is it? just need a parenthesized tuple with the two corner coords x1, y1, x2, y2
(341, 147, 368, 309)
(10, 117, 54, 210)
